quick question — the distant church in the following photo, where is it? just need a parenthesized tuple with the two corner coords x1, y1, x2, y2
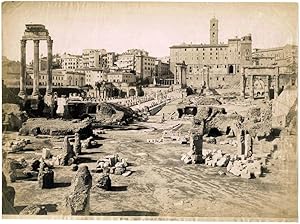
(169, 17, 253, 89)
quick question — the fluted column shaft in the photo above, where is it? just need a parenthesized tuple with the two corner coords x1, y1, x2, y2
(46, 39, 53, 95)
(18, 39, 27, 98)
(32, 40, 40, 96)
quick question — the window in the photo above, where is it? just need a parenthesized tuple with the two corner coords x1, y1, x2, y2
(185, 49, 187, 51)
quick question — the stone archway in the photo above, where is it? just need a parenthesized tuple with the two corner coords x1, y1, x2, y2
(254, 79, 265, 98)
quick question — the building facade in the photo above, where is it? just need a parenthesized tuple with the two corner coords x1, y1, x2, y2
(155, 59, 170, 77)
(106, 72, 136, 84)
(82, 49, 107, 69)
(61, 53, 82, 71)
(169, 17, 253, 89)
(252, 44, 298, 69)
(115, 49, 156, 80)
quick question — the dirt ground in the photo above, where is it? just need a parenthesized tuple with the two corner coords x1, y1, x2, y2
(2, 99, 297, 221)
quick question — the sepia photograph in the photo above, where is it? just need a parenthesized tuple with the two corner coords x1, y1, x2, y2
(1, 1, 298, 221)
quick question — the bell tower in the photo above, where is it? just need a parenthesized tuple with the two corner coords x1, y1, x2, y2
(210, 17, 218, 45)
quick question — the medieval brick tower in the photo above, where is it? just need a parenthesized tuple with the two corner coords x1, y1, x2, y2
(210, 17, 218, 45)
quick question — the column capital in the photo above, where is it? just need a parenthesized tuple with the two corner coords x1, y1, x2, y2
(47, 39, 53, 46)
(20, 39, 26, 46)
(33, 39, 40, 46)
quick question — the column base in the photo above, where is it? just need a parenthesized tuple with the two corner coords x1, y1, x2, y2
(32, 90, 40, 97)
(46, 87, 52, 96)
(18, 91, 27, 99)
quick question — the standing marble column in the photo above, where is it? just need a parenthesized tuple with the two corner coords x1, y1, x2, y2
(46, 39, 53, 95)
(18, 39, 27, 98)
(240, 68, 246, 98)
(249, 75, 254, 99)
(274, 74, 279, 99)
(264, 75, 270, 100)
(32, 40, 40, 96)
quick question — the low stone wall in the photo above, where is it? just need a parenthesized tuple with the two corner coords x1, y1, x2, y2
(19, 118, 93, 138)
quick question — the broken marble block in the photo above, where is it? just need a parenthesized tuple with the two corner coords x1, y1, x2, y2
(114, 167, 126, 175)
(64, 165, 92, 216)
(38, 168, 54, 189)
(19, 205, 47, 215)
(96, 174, 111, 191)
(42, 148, 51, 160)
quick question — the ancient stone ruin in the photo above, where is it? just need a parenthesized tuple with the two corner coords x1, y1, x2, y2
(64, 165, 92, 216)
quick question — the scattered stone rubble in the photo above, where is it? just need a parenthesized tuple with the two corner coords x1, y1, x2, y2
(5, 138, 30, 153)
(19, 205, 48, 215)
(96, 154, 131, 176)
(181, 129, 266, 179)
(3, 103, 28, 131)
(96, 174, 112, 191)
(3, 158, 28, 182)
(81, 136, 97, 149)
(95, 102, 136, 125)
(64, 165, 92, 216)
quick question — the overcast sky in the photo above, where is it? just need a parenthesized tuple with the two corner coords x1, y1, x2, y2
(2, 2, 298, 61)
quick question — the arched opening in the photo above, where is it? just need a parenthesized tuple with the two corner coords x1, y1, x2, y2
(68, 76, 72, 86)
(208, 128, 222, 137)
(229, 65, 234, 74)
(254, 79, 265, 98)
(128, 88, 136, 96)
